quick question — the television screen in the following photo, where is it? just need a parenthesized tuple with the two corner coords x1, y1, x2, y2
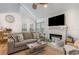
(48, 14, 65, 26)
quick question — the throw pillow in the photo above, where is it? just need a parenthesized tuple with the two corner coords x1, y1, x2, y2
(33, 32, 40, 39)
(11, 33, 24, 42)
(11, 34, 19, 42)
(17, 34, 24, 42)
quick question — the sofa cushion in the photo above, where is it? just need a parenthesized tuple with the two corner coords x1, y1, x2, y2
(15, 40, 27, 47)
(24, 39, 37, 43)
(15, 39, 37, 47)
(32, 32, 40, 39)
(23, 32, 33, 39)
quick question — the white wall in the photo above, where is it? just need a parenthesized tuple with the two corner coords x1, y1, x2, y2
(20, 6, 36, 32)
(65, 7, 79, 40)
(21, 17, 36, 32)
(0, 3, 36, 33)
(39, 7, 79, 40)
(0, 13, 22, 33)
(0, 4, 22, 33)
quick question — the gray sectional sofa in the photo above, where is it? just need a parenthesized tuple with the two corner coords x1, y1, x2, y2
(8, 32, 41, 54)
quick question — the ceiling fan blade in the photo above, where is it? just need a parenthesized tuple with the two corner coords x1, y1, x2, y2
(32, 3, 48, 9)
(32, 3, 37, 9)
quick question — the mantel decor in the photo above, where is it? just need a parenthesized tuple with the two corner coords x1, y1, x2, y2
(5, 15, 15, 23)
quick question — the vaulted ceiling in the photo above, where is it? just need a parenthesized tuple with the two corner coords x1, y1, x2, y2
(20, 3, 79, 18)
(0, 3, 79, 18)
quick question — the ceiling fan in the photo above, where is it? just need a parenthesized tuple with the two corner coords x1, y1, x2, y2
(32, 3, 48, 9)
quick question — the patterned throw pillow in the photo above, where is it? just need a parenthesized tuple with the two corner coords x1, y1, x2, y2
(11, 34, 19, 42)
(17, 34, 24, 42)
(11, 33, 24, 42)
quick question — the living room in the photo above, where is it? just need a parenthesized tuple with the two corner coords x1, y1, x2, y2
(0, 3, 79, 55)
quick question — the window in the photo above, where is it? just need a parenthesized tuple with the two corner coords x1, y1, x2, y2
(22, 24, 27, 32)
(36, 22, 44, 33)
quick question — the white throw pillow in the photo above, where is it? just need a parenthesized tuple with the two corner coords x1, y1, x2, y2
(17, 34, 24, 42)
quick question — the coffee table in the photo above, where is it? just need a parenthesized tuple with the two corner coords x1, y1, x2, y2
(27, 44, 46, 55)
(12, 41, 64, 55)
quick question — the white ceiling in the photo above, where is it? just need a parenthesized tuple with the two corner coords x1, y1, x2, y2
(0, 3, 79, 18)
(0, 3, 20, 13)
(21, 3, 79, 18)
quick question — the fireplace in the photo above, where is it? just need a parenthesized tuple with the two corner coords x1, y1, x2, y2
(50, 34, 62, 42)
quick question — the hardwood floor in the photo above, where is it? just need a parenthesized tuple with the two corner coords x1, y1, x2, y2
(41, 46, 64, 55)
(0, 29, 8, 55)
(0, 42, 7, 55)
(12, 45, 64, 55)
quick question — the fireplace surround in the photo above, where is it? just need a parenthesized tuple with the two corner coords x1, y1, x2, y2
(47, 26, 67, 42)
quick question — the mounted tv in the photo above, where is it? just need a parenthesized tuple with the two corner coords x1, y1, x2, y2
(48, 14, 65, 26)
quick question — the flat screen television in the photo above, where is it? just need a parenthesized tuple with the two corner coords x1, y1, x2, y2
(48, 14, 65, 26)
